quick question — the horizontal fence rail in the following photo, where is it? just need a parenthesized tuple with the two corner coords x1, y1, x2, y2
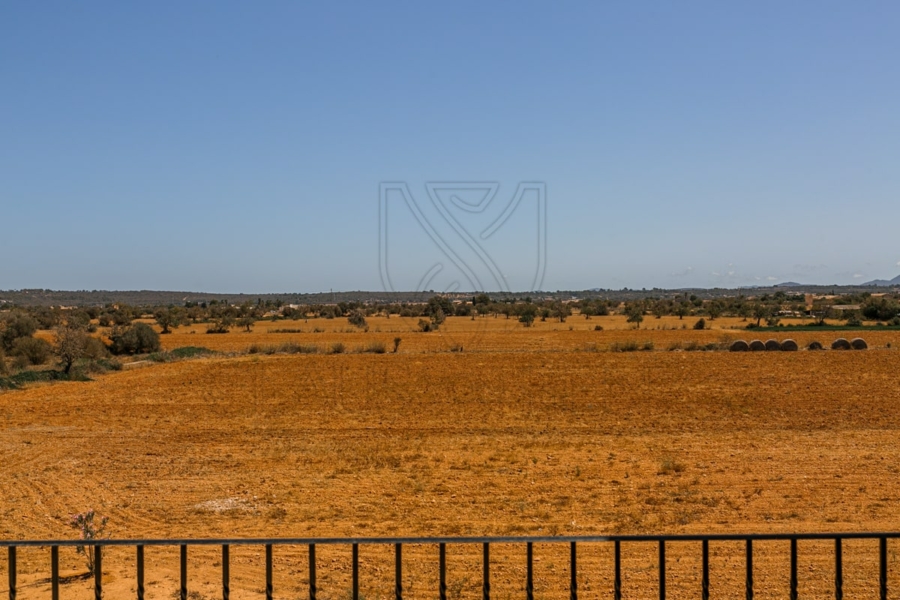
(1, 533, 897, 600)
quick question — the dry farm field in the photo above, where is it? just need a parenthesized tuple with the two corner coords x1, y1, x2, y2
(2, 315, 900, 598)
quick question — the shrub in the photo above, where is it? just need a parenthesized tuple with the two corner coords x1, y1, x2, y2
(1, 312, 38, 351)
(418, 319, 434, 332)
(169, 346, 213, 359)
(12, 336, 52, 365)
(347, 310, 368, 329)
(0, 347, 7, 376)
(362, 341, 387, 354)
(449, 343, 464, 352)
(83, 337, 110, 360)
(70, 510, 109, 575)
(693, 318, 706, 330)
(393, 337, 402, 353)
(109, 323, 161, 355)
(594, 325, 604, 331)
(610, 341, 640, 352)
(330, 342, 346, 354)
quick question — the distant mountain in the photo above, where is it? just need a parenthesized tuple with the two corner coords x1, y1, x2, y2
(863, 274, 900, 287)
(775, 281, 804, 287)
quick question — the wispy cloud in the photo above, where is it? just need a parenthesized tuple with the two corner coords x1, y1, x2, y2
(670, 267, 694, 277)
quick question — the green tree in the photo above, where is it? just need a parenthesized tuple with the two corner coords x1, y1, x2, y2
(518, 304, 537, 327)
(625, 304, 644, 328)
(154, 308, 182, 334)
(109, 323, 161, 355)
(751, 303, 770, 327)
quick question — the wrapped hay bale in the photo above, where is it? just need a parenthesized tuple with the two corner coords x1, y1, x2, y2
(808, 341, 824, 351)
(765, 339, 781, 351)
(850, 338, 868, 350)
(729, 340, 750, 352)
(749, 340, 766, 351)
(780, 339, 799, 351)
(831, 338, 852, 350)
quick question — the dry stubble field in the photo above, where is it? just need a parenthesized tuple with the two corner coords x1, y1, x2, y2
(3, 315, 900, 599)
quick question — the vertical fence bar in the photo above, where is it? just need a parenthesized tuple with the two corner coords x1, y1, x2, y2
(353, 544, 360, 600)
(570, 542, 577, 600)
(614, 540, 621, 600)
(439, 543, 447, 600)
(223, 544, 230, 600)
(180, 545, 187, 600)
(309, 544, 317, 600)
(8, 546, 16, 600)
(265, 544, 273, 600)
(137, 545, 145, 600)
(51, 545, 59, 600)
(880, 537, 888, 600)
(745, 539, 753, 600)
(835, 538, 843, 600)
(395, 543, 402, 600)
(526, 542, 534, 600)
(659, 540, 666, 600)
(790, 538, 798, 600)
(94, 545, 103, 600)
(702, 539, 709, 600)
(482, 543, 490, 600)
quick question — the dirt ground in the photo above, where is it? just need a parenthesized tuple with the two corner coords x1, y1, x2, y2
(3, 317, 900, 598)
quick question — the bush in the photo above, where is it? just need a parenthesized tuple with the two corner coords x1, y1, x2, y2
(12, 336, 52, 365)
(594, 325, 603, 331)
(330, 342, 345, 354)
(393, 337, 402, 353)
(610, 341, 640, 352)
(418, 319, 434, 332)
(0, 347, 7, 376)
(109, 323, 161, 355)
(693, 318, 706, 330)
(347, 310, 368, 329)
(361, 341, 387, 354)
(83, 337, 110, 360)
(1, 312, 39, 351)
(846, 315, 863, 327)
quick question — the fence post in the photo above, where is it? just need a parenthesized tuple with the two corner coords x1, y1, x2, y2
(95, 545, 102, 600)
(790, 538, 798, 600)
(702, 539, 709, 600)
(51, 545, 59, 600)
(223, 544, 230, 600)
(266, 544, 273, 600)
(8, 546, 16, 600)
(137, 545, 145, 600)
(439, 543, 447, 600)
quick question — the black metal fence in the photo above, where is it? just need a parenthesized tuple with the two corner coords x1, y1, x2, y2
(1, 533, 896, 600)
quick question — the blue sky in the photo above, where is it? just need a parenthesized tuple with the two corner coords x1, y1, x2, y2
(2, 2, 899, 293)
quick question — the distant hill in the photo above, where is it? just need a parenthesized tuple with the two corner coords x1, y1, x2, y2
(775, 281, 804, 287)
(863, 274, 900, 287)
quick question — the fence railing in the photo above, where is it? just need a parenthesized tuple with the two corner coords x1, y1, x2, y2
(1, 533, 897, 600)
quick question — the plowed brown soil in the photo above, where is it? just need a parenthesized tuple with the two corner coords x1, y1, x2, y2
(3, 318, 900, 598)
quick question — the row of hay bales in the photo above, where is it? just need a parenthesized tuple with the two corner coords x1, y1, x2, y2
(729, 338, 868, 352)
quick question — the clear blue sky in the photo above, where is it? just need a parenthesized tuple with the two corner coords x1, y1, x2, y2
(2, 2, 899, 293)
